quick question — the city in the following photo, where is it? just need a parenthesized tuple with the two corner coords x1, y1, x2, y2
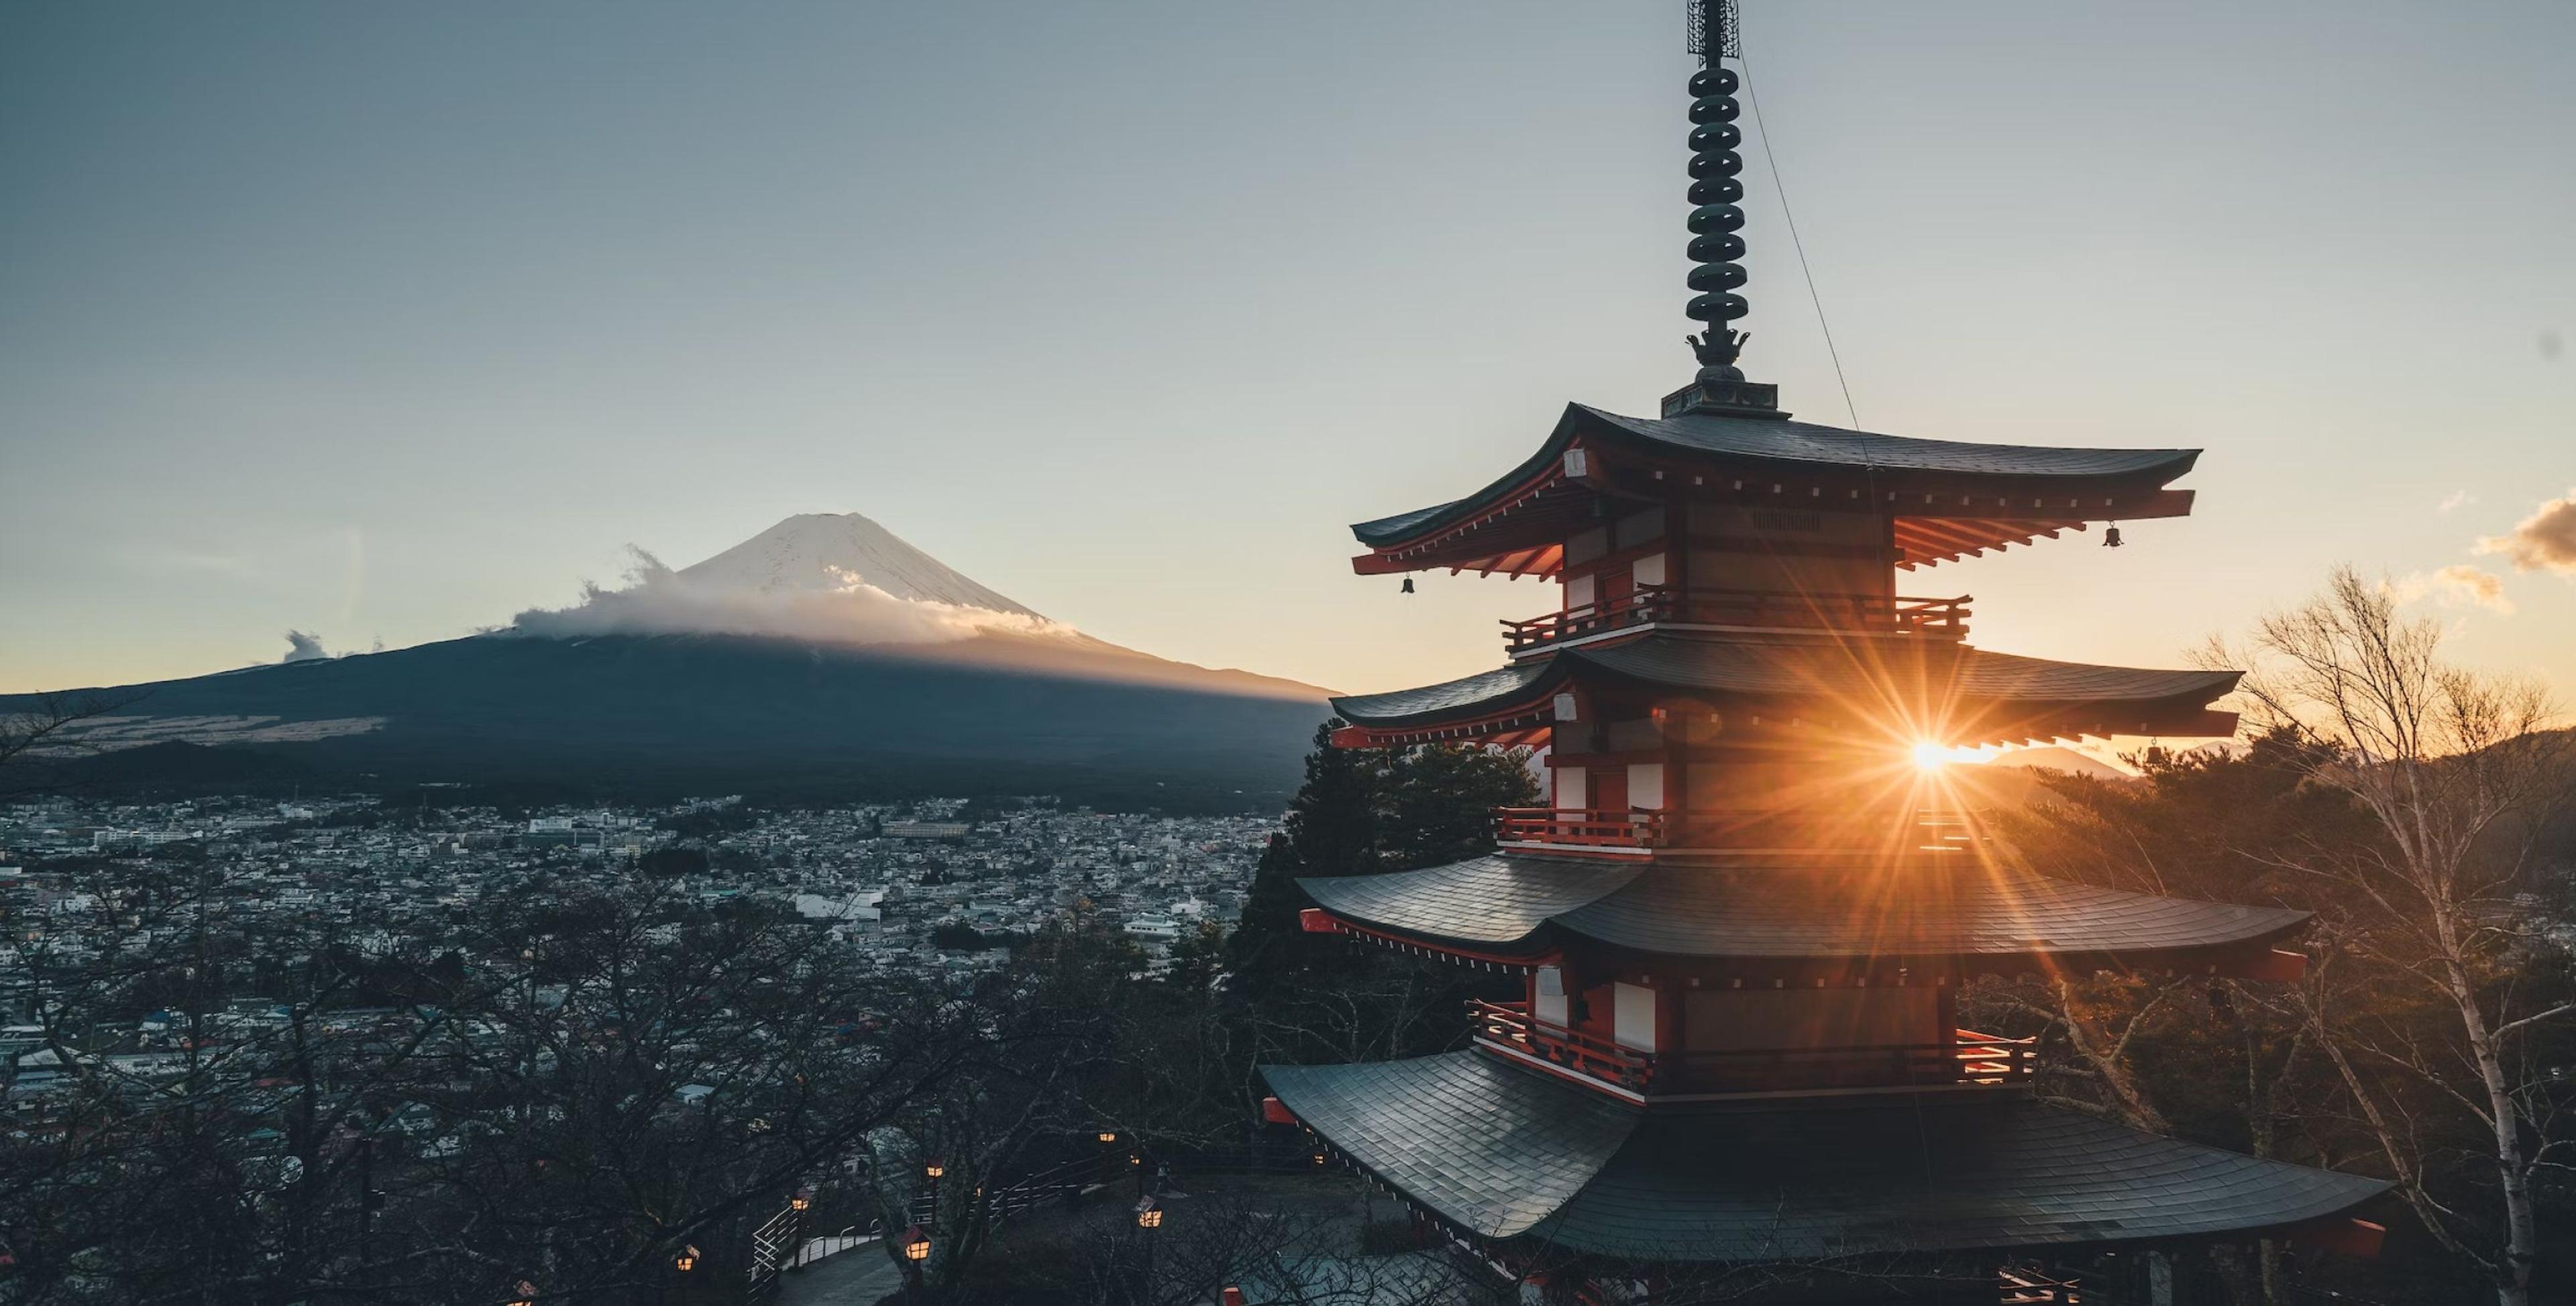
(5, 1, 2573, 1303)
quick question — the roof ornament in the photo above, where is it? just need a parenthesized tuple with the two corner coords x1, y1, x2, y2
(1686, 326, 1750, 379)
(1666, 1, 1783, 421)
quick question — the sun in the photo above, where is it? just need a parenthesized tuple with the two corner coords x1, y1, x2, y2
(1911, 741, 1953, 773)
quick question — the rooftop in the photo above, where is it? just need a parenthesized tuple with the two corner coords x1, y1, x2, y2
(1299, 852, 2311, 965)
(1264, 1050, 2387, 1261)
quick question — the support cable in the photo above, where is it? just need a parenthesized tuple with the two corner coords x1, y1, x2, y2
(1740, 56, 1861, 431)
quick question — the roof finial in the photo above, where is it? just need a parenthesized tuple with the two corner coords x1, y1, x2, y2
(1685, 1, 1748, 376)
(1664, 1, 1780, 419)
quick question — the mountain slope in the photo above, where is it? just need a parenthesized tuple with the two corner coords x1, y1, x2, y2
(676, 513, 1045, 617)
(33, 633, 1328, 806)
(16, 512, 1334, 808)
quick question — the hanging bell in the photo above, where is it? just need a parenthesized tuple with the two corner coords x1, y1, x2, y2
(1400, 578, 1415, 594)
(2102, 525, 2123, 549)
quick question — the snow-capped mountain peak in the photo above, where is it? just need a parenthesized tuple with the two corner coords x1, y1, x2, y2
(675, 512, 1044, 618)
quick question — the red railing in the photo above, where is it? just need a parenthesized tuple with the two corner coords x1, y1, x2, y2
(1470, 999, 2037, 1095)
(1467, 999, 1657, 1089)
(1503, 585, 1970, 653)
(1494, 806, 1983, 854)
(1493, 807, 1664, 848)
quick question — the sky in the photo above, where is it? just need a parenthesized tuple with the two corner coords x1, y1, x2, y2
(3, 0, 2571, 705)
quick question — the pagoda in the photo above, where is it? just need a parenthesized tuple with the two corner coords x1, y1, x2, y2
(1258, 4, 2388, 1302)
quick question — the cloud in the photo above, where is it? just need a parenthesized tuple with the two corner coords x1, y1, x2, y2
(2432, 565, 2513, 612)
(2394, 565, 2513, 614)
(2438, 490, 2475, 514)
(2475, 488, 2576, 574)
(282, 631, 333, 662)
(508, 548, 1077, 647)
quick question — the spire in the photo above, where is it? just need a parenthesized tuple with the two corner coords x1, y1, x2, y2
(1665, 0, 1782, 419)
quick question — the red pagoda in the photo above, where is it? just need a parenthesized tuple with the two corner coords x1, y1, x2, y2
(1259, 3, 2387, 1302)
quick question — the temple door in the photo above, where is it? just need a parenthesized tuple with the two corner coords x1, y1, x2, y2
(1589, 767, 1629, 816)
(1597, 567, 1635, 628)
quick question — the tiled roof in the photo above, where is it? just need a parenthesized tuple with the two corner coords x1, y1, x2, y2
(1332, 661, 1558, 726)
(1349, 403, 2200, 547)
(1264, 1052, 2387, 1260)
(1329, 635, 2240, 728)
(1576, 406, 2199, 481)
(1260, 1052, 1635, 1238)
(1559, 868, 2310, 957)
(1298, 855, 1640, 946)
(1304, 856, 2310, 961)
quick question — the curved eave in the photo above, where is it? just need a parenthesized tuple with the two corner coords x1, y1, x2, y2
(1549, 870, 2313, 963)
(1300, 855, 2311, 969)
(1348, 402, 2202, 572)
(1330, 661, 1564, 731)
(1265, 1051, 2390, 1260)
(1330, 637, 2243, 747)
(1298, 855, 1640, 950)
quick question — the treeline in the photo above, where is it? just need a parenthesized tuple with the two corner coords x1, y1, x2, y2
(1963, 572, 2576, 1306)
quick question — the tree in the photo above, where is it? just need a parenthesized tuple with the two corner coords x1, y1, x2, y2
(1224, 726, 1537, 1088)
(0, 871, 1055, 1305)
(1280, 722, 1383, 878)
(2213, 566, 2576, 1306)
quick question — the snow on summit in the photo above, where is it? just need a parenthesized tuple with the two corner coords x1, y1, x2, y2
(509, 512, 1074, 647)
(676, 513, 1045, 618)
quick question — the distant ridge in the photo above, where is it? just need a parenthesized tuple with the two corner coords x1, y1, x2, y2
(14, 512, 1332, 808)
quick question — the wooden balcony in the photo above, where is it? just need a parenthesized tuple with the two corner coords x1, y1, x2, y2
(1502, 584, 1970, 653)
(1493, 806, 1982, 855)
(1470, 999, 2038, 1095)
(1493, 807, 1665, 848)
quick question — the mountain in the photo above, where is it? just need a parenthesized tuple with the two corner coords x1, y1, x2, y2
(15, 514, 1333, 809)
(676, 512, 1045, 618)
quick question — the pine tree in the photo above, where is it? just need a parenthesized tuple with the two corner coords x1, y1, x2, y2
(1380, 743, 1541, 871)
(1282, 721, 1385, 877)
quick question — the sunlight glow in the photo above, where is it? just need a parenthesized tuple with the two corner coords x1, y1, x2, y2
(1911, 741, 1951, 773)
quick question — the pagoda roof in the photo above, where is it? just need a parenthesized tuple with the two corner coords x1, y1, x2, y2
(1262, 1050, 2387, 1260)
(1298, 855, 2310, 963)
(1328, 634, 2241, 746)
(1349, 404, 2200, 575)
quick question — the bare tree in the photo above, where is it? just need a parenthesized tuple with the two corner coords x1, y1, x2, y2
(2211, 565, 2576, 1306)
(0, 688, 149, 797)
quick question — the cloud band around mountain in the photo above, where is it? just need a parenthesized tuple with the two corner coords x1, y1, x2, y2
(509, 548, 1076, 646)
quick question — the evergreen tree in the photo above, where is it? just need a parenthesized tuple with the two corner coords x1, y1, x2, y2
(1224, 722, 1532, 1073)
(1281, 720, 1385, 875)
(1381, 742, 1542, 871)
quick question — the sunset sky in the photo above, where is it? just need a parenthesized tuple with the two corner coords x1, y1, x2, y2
(3, 0, 2570, 706)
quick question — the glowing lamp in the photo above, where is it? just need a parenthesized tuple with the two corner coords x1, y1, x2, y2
(674, 1246, 698, 1273)
(1134, 1197, 1163, 1230)
(902, 1226, 932, 1262)
(790, 1189, 812, 1211)
(1097, 1130, 1117, 1144)
(923, 1161, 944, 1179)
